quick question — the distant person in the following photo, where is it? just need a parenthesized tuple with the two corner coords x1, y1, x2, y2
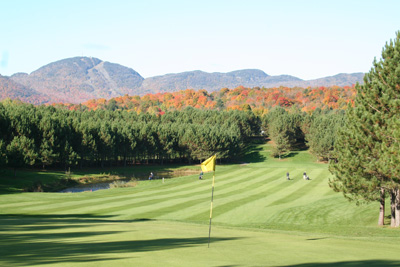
(199, 171, 203, 180)
(149, 172, 154, 180)
(303, 171, 307, 180)
(286, 172, 290, 180)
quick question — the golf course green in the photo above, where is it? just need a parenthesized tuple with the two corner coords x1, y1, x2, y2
(1, 143, 400, 266)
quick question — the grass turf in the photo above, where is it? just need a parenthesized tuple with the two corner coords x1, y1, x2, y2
(1, 143, 400, 266)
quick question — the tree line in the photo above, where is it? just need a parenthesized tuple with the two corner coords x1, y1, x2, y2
(0, 101, 259, 175)
(56, 84, 356, 116)
(1, 97, 344, 175)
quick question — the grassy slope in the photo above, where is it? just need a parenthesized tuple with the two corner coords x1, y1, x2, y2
(1, 143, 400, 266)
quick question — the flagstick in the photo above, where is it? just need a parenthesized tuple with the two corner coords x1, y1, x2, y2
(208, 170, 215, 248)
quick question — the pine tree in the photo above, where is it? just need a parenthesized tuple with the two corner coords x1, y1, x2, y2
(306, 112, 344, 161)
(267, 107, 298, 159)
(268, 115, 291, 159)
(329, 31, 400, 226)
(6, 136, 37, 177)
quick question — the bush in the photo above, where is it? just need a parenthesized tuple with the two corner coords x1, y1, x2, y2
(109, 179, 137, 189)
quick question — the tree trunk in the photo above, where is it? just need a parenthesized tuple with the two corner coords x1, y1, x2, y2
(396, 188, 400, 228)
(378, 187, 385, 226)
(390, 189, 396, 227)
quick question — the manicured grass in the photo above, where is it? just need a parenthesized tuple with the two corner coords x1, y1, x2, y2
(1, 143, 400, 266)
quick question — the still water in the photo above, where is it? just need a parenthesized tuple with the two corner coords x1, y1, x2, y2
(59, 169, 199, 193)
(59, 182, 111, 193)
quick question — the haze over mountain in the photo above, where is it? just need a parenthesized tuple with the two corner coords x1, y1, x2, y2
(0, 57, 364, 104)
(141, 69, 305, 93)
(143, 70, 364, 93)
(0, 75, 53, 104)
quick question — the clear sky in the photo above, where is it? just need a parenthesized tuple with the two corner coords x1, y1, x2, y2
(1, 0, 399, 80)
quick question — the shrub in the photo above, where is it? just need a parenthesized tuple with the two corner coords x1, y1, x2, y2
(109, 179, 137, 189)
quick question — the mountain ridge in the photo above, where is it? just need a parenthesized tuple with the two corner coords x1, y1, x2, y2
(1, 56, 364, 104)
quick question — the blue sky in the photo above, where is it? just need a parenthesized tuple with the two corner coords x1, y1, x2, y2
(1, 0, 399, 80)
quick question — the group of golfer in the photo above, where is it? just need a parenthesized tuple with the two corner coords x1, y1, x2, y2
(286, 171, 309, 180)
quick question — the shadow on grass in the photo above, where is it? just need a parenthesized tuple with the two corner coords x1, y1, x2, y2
(0, 214, 155, 231)
(239, 144, 267, 163)
(280, 152, 299, 159)
(306, 237, 328, 241)
(0, 214, 241, 265)
(279, 260, 400, 267)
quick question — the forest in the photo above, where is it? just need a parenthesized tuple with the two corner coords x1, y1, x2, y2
(0, 84, 349, 174)
(0, 95, 344, 174)
(57, 85, 356, 115)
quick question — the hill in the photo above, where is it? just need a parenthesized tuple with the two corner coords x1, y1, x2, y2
(140, 69, 303, 93)
(10, 57, 144, 103)
(0, 75, 51, 104)
(301, 72, 365, 87)
(1, 56, 365, 104)
(140, 70, 364, 94)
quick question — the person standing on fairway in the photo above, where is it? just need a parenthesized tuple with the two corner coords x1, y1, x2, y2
(286, 172, 290, 180)
(149, 172, 154, 180)
(303, 171, 307, 180)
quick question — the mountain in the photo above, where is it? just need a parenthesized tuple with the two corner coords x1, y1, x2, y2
(300, 73, 365, 87)
(10, 57, 144, 103)
(0, 56, 365, 104)
(0, 74, 51, 104)
(140, 69, 303, 93)
(139, 70, 363, 94)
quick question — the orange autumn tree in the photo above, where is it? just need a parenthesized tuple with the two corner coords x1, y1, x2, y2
(76, 85, 356, 114)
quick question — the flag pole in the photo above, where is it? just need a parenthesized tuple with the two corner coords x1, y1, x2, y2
(208, 169, 215, 248)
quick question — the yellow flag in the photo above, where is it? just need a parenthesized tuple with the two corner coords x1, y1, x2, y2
(201, 155, 216, 172)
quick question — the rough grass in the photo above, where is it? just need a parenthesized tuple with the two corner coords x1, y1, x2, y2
(0, 164, 200, 193)
(109, 179, 138, 188)
(1, 143, 400, 266)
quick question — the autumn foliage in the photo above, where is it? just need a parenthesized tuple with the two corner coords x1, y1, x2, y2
(59, 85, 357, 114)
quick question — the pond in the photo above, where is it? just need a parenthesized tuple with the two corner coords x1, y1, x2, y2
(59, 169, 200, 193)
(59, 182, 111, 193)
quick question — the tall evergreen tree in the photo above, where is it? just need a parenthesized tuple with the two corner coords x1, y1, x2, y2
(306, 112, 344, 161)
(329, 31, 400, 226)
(267, 107, 299, 159)
(6, 136, 37, 177)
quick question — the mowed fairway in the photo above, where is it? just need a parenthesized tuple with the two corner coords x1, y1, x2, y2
(1, 144, 400, 266)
